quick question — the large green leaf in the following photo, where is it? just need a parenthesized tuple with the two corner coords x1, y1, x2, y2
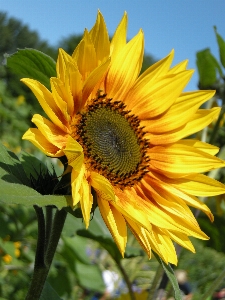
(196, 48, 222, 87)
(6, 49, 56, 90)
(40, 281, 62, 300)
(0, 142, 29, 186)
(0, 179, 69, 208)
(153, 252, 182, 300)
(214, 26, 225, 69)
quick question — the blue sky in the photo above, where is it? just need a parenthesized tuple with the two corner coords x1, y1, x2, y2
(1, 0, 225, 91)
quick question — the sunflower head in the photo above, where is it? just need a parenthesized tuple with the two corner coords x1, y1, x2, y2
(21, 11, 225, 264)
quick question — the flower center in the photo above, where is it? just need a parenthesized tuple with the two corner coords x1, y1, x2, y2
(76, 94, 149, 188)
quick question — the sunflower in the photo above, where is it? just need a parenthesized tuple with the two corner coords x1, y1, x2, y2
(22, 11, 225, 264)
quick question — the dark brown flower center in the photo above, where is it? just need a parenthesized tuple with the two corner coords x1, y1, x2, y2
(75, 94, 149, 188)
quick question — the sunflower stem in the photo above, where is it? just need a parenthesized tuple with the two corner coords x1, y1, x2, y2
(117, 261, 136, 300)
(25, 208, 67, 300)
(147, 263, 164, 300)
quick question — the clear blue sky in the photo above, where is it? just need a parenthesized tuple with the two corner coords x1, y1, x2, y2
(1, 0, 225, 91)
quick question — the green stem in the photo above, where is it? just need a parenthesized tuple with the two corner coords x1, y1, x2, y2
(25, 208, 67, 300)
(117, 261, 136, 300)
(33, 206, 45, 269)
(200, 267, 225, 300)
(45, 206, 53, 251)
(147, 263, 164, 300)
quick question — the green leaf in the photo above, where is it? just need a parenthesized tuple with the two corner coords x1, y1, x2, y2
(75, 261, 105, 292)
(214, 26, 225, 69)
(63, 236, 91, 265)
(196, 48, 222, 87)
(5, 48, 56, 90)
(153, 252, 182, 300)
(0, 142, 29, 186)
(40, 281, 62, 300)
(0, 179, 70, 208)
(77, 229, 122, 263)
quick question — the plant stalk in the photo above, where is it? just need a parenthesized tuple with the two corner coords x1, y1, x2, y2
(117, 261, 136, 300)
(25, 208, 67, 300)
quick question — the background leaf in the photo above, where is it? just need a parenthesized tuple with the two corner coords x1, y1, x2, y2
(214, 26, 225, 69)
(196, 48, 222, 87)
(6, 48, 56, 90)
(0, 141, 29, 186)
(40, 281, 62, 300)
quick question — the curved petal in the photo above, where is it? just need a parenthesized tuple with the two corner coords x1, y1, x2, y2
(22, 128, 63, 157)
(21, 78, 68, 132)
(98, 199, 127, 256)
(72, 29, 97, 80)
(90, 172, 115, 202)
(31, 114, 68, 149)
(80, 174, 93, 228)
(130, 70, 194, 119)
(148, 143, 225, 176)
(63, 136, 84, 173)
(106, 30, 144, 100)
(90, 10, 110, 64)
(147, 107, 221, 145)
(142, 90, 215, 133)
(124, 217, 151, 257)
(110, 12, 128, 59)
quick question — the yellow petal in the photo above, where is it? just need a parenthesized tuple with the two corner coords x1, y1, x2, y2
(124, 217, 151, 257)
(148, 143, 225, 176)
(165, 230, 195, 253)
(110, 12, 128, 60)
(146, 172, 214, 221)
(56, 48, 75, 82)
(50, 77, 71, 122)
(176, 139, 219, 155)
(72, 29, 97, 79)
(113, 188, 152, 232)
(70, 166, 84, 208)
(31, 114, 67, 149)
(22, 128, 63, 157)
(90, 10, 110, 64)
(143, 90, 215, 132)
(80, 175, 93, 228)
(83, 57, 110, 103)
(90, 172, 115, 202)
(106, 30, 144, 100)
(66, 61, 83, 114)
(147, 107, 220, 145)
(98, 199, 127, 256)
(63, 136, 84, 173)
(171, 173, 225, 197)
(130, 69, 194, 119)
(21, 78, 68, 132)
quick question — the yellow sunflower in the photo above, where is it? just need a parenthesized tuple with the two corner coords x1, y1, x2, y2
(22, 11, 225, 264)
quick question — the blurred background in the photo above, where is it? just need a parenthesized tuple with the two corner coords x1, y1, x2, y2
(0, 1, 225, 299)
